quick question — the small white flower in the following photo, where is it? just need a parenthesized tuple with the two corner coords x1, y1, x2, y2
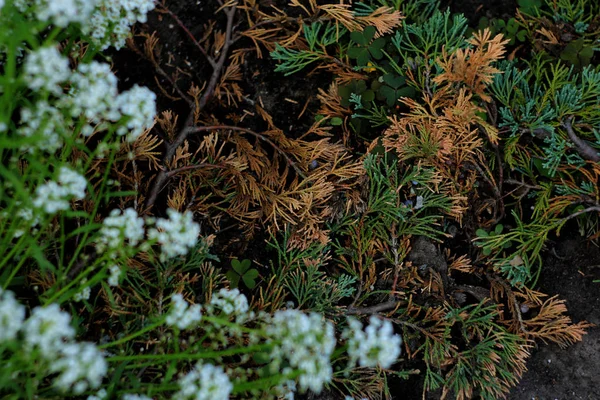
(114, 85, 156, 142)
(19, 0, 98, 27)
(122, 395, 153, 400)
(173, 363, 232, 400)
(23, 303, 75, 357)
(108, 265, 122, 286)
(96, 208, 145, 257)
(32, 166, 87, 215)
(51, 342, 107, 394)
(87, 388, 107, 400)
(266, 310, 335, 393)
(166, 294, 202, 330)
(0, 289, 26, 341)
(87, 0, 156, 50)
(73, 279, 91, 302)
(23, 46, 70, 94)
(209, 288, 249, 318)
(147, 209, 200, 261)
(342, 316, 402, 369)
(17, 101, 66, 153)
(66, 61, 119, 123)
(58, 166, 87, 200)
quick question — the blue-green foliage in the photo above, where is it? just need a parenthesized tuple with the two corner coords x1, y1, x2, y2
(391, 9, 468, 62)
(491, 60, 600, 176)
(271, 22, 343, 75)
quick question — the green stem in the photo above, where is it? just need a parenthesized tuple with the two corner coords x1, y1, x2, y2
(99, 320, 165, 349)
(107, 343, 272, 363)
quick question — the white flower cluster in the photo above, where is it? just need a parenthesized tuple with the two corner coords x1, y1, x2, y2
(32, 166, 87, 214)
(173, 363, 232, 400)
(20, 46, 156, 147)
(165, 293, 202, 330)
(73, 278, 91, 302)
(148, 209, 201, 262)
(266, 310, 336, 393)
(122, 395, 153, 400)
(51, 342, 107, 394)
(88, 0, 156, 50)
(209, 288, 249, 318)
(17, 100, 66, 153)
(67, 61, 119, 123)
(23, 46, 70, 94)
(0, 289, 26, 341)
(342, 316, 402, 369)
(108, 264, 122, 286)
(95, 208, 201, 262)
(65, 63, 156, 141)
(15, 0, 98, 27)
(114, 84, 157, 141)
(0, 293, 107, 394)
(23, 303, 76, 355)
(96, 208, 145, 257)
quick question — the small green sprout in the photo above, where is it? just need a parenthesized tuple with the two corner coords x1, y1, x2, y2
(475, 224, 512, 256)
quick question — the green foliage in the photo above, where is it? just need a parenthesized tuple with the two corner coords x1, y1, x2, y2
(348, 26, 386, 66)
(226, 258, 259, 289)
(560, 38, 594, 68)
(391, 9, 468, 61)
(475, 224, 512, 256)
(475, 17, 527, 45)
(517, 0, 542, 14)
(271, 22, 342, 75)
(374, 73, 416, 106)
(285, 262, 357, 315)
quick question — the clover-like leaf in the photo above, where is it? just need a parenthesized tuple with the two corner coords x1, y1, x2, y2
(242, 269, 259, 289)
(231, 258, 251, 275)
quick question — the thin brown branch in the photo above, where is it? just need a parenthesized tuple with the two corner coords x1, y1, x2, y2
(157, 5, 217, 68)
(561, 206, 600, 223)
(145, 4, 238, 210)
(346, 300, 402, 315)
(562, 117, 600, 162)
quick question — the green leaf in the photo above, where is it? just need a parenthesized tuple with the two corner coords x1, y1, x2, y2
(475, 229, 489, 238)
(330, 117, 343, 126)
(350, 31, 367, 46)
(357, 50, 371, 66)
(382, 73, 405, 89)
(347, 46, 365, 59)
(231, 258, 251, 274)
(362, 89, 375, 102)
(242, 269, 259, 289)
(483, 247, 492, 256)
(363, 26, 376, 42)
(226, 270, 240, 289)
(494, 224, 504, 235)
(379, 85, 397, 106)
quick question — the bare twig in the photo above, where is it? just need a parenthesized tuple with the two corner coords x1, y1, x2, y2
(145, 4, 238, 210)
(158, 5, 217, 69)
(562, 117, 600, 162)
(561, 206, 600, 223)
(346, 300, 402, 315)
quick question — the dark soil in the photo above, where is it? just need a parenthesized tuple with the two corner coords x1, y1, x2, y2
(508, 239, 600, 400)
